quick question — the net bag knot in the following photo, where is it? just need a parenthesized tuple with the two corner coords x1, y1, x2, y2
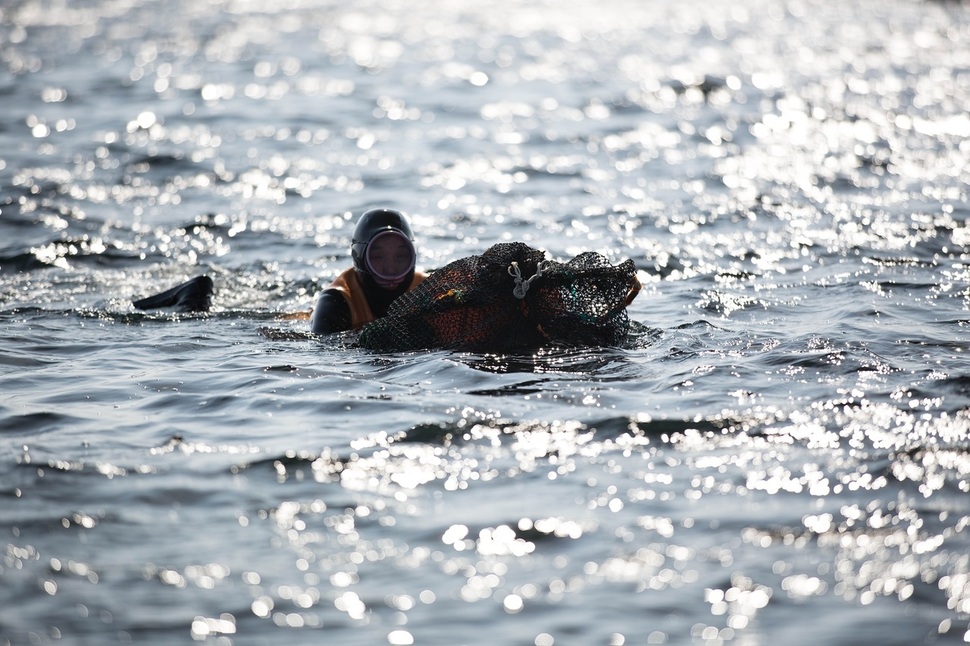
(508, 260, 552, 299)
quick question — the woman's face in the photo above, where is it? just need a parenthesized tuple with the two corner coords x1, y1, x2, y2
(365, 231, 415, 289)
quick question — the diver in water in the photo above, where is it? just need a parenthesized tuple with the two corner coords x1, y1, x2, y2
(133, 208, 426, 335)
(309, 208, 425, 334)
(134, 208, 641, 350)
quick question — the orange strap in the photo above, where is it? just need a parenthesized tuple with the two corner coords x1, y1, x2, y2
(330, 268, 427, 329)
(625, 276, 642, 306)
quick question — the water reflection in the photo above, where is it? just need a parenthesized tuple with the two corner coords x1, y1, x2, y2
(455, 346, 626, 376)
(246, 404, 970, 640)
(4, 0, 970, 643)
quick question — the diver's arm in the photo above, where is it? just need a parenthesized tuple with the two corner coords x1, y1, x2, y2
(310, 288, 353, 335)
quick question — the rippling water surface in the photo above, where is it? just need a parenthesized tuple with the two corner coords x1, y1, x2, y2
(3, 0, 970, 644)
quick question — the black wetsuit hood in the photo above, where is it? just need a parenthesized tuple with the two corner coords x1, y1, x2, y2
(350, 208, 416, 317)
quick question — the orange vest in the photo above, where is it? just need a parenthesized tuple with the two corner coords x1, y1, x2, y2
(329, 268, 427, 329)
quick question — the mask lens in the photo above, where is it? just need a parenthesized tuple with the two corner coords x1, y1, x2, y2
(365, 231, 415, 281)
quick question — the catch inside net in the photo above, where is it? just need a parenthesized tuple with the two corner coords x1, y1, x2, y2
(357, 242, 641, 352)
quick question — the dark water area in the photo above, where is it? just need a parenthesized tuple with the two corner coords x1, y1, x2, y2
(2, 0, 970, 644)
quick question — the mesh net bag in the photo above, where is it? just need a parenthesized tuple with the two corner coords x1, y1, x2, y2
(357, 242, 641, 352)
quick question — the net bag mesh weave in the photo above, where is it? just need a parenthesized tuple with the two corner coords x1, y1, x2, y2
(358, 242, 641, 352)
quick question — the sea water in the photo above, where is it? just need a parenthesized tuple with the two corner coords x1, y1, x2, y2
(2, 0, 970, 644)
